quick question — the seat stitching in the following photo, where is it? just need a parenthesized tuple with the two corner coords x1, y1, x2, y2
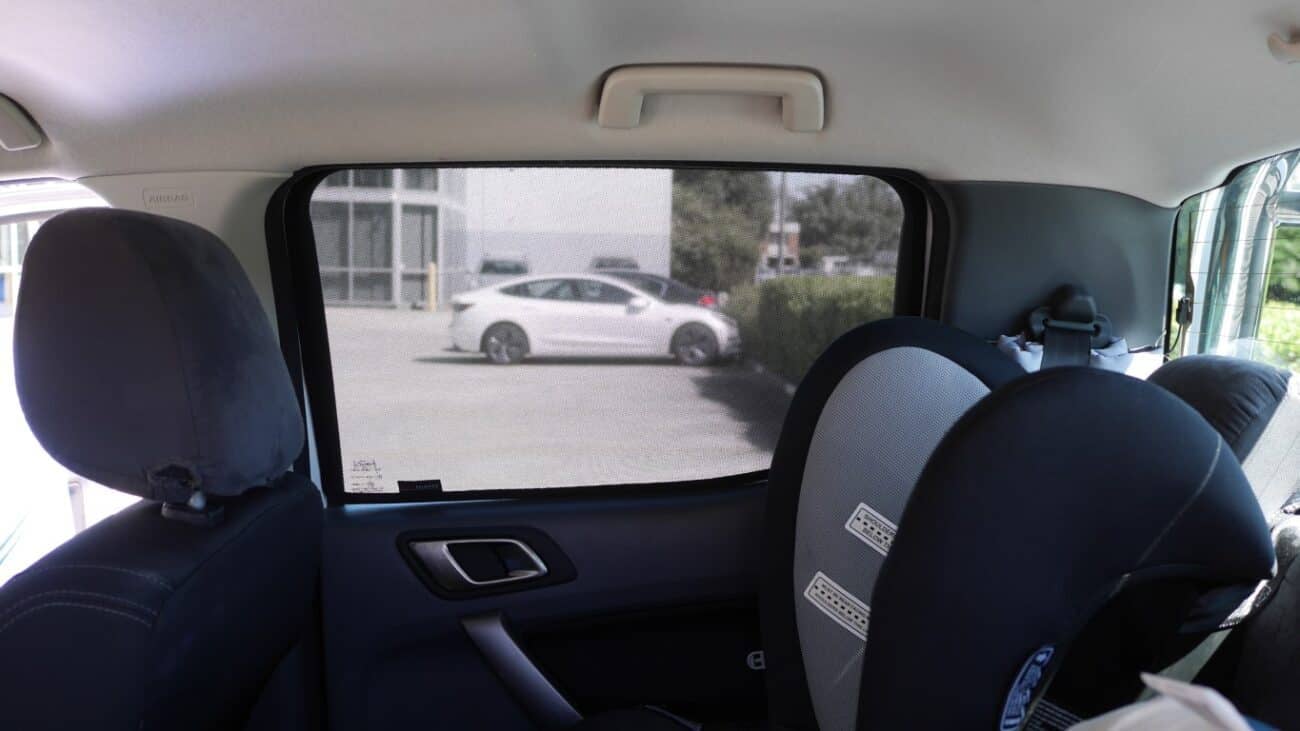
(11, 564, 174, 590)
(0, 590, 159, 626)
(0, 601, 153, 636)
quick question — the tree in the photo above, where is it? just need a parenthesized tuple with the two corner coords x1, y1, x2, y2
(1267, 226, 1300, 305)
(670, 171, 773, 291)
(792, 178, 903, 269)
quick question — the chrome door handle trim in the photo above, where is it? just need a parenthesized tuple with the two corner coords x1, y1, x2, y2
(410, 538, 548, 591)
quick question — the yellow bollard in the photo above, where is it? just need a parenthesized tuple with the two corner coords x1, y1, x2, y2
(426, 261, 438, 311)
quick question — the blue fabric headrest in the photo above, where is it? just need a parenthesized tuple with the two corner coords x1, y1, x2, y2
(14, 209, 304, 502)
(856, 367, 1274, 729)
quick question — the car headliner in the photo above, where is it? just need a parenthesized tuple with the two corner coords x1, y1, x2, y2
(1, 1, 1298, 205)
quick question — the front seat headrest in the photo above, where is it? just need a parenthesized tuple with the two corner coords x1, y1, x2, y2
(1149, 355, 1290, 462)
(857, 368, 1274, 729)
(14, 208, 304, 504)
(1150, 355, 1298, 517)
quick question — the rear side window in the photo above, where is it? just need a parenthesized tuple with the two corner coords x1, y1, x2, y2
(0, 181, 128, 586)
(303, 167, 916, 494)
(1170, 150, 1300, 369)
(576, 280, 634, 304)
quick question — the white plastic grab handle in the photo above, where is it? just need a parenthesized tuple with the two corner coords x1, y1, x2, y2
(0, 95, 42, 152)
(598, 65, 824, 133)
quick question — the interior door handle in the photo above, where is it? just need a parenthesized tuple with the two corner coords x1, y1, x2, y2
(410, 538, 548, 591)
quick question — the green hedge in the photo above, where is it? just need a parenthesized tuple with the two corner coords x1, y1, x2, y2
(726, 275, 895, 382)
(1259, 301, 1300, 371)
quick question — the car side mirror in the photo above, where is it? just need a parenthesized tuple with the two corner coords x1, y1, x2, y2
(627, 296, 651, 312)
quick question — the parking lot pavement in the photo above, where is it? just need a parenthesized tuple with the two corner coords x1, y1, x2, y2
(325, 307, 793, 492)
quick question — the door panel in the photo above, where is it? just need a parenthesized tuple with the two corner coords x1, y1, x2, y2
(320, 481, 767, 730)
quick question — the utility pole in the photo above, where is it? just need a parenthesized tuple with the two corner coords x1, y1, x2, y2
(776, 171, 787, 276)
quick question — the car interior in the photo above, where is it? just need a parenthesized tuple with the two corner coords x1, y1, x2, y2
(4, 3, 1300, 730)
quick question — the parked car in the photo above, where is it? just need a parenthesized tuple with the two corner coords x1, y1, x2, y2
(589, 255, 639, 270)
(449, 273, 739, 365)
(601, 269, 721, 309)
(474, 255, 528, 287)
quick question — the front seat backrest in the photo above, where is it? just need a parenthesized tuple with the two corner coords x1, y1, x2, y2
(0, 209, 322, 730)
(857, 368, 1274, 729)
(762, 316, 1025, 731)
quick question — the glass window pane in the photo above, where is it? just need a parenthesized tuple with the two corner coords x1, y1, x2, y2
(402, 169, 438, 190)
(310, 202, 348, 268)
(351, 272, 392, 302)
(577, 279, 634, 303)
(401, 205, 437, 270)
(354, 170, 393, 188)
(351, 203, 392, 268)
(309, 167, 905, 493)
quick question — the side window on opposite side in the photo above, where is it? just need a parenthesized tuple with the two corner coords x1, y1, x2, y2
(577, 280, 635, 304)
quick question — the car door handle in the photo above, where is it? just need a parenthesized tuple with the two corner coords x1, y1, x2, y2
(410, 538, 549, 591)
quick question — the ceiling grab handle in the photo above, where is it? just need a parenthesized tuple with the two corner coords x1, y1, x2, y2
(597, 65, 824, 133)
(0, 95, 43, 152)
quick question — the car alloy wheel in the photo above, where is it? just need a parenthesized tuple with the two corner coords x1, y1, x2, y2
(673, 323, 718, 366)
(484, 323, 528, 364)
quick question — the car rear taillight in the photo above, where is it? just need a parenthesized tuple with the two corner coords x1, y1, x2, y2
(452, 302, 473, 313)
(697, 293, 717, 308)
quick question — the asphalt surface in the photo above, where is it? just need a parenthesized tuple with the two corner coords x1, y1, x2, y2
(325, 307, 793, 492)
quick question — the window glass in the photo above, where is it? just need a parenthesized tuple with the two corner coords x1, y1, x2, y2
(308, 167, 907, 493)
(481, 259, 528, 275)
(577, 279, 635, 304)
(354, 170, 393, 188)
(403, 168, 439, 191)
(1170, 150, 1300, 369)
(0, 181, 129, 587)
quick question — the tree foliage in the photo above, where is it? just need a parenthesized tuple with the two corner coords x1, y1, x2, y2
(670, 171, 773, 291)
(792, 178, 903, 268)
(1268, 225, 1300, 305)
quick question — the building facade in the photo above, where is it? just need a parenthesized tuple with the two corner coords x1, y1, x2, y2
(309, 167, 673, 309)
(309, 168, 469, 309)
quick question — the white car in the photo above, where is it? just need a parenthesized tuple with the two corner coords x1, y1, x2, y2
(449, 273, 740, 365)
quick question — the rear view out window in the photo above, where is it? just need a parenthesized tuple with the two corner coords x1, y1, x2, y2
(308, 167, 907, 493)
(1170, 150, 1300, 370)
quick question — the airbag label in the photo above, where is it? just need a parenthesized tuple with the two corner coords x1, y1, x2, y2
(845, 502, 896, 556)
(804, 571, 869, 641)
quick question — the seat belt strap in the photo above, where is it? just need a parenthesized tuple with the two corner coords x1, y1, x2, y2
(1041, 322, 1095, 368)
(1029, 286, 1112, 369)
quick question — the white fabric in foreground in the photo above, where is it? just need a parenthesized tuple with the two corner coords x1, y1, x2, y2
(996, 333, 1133, 373)
(1069, 674, 1255, 731)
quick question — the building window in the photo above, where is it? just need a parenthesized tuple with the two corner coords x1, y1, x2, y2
(354, 170, 393, 188)
(321, 170, 351, 188)
(403, 169, 438, 191)
(351, 203, 392, 268)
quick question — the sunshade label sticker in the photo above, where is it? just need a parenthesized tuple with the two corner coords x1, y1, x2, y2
(804, 571, 869, 641)
(845, 502, 896, 556)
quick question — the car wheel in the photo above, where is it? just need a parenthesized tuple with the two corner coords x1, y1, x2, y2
(483, 323, 528, 364)
(672, 323, 718, 366)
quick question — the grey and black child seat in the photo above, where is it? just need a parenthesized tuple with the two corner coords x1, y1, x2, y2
(763, 320, 1274, 729)
(577, 317, 1027, 731)
(0, 209, 323, 730)
(855, 367, 1273, 728)
(760, 316, 1027, 731)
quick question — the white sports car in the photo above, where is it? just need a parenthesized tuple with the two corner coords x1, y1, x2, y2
(449, 273, 741, 365)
